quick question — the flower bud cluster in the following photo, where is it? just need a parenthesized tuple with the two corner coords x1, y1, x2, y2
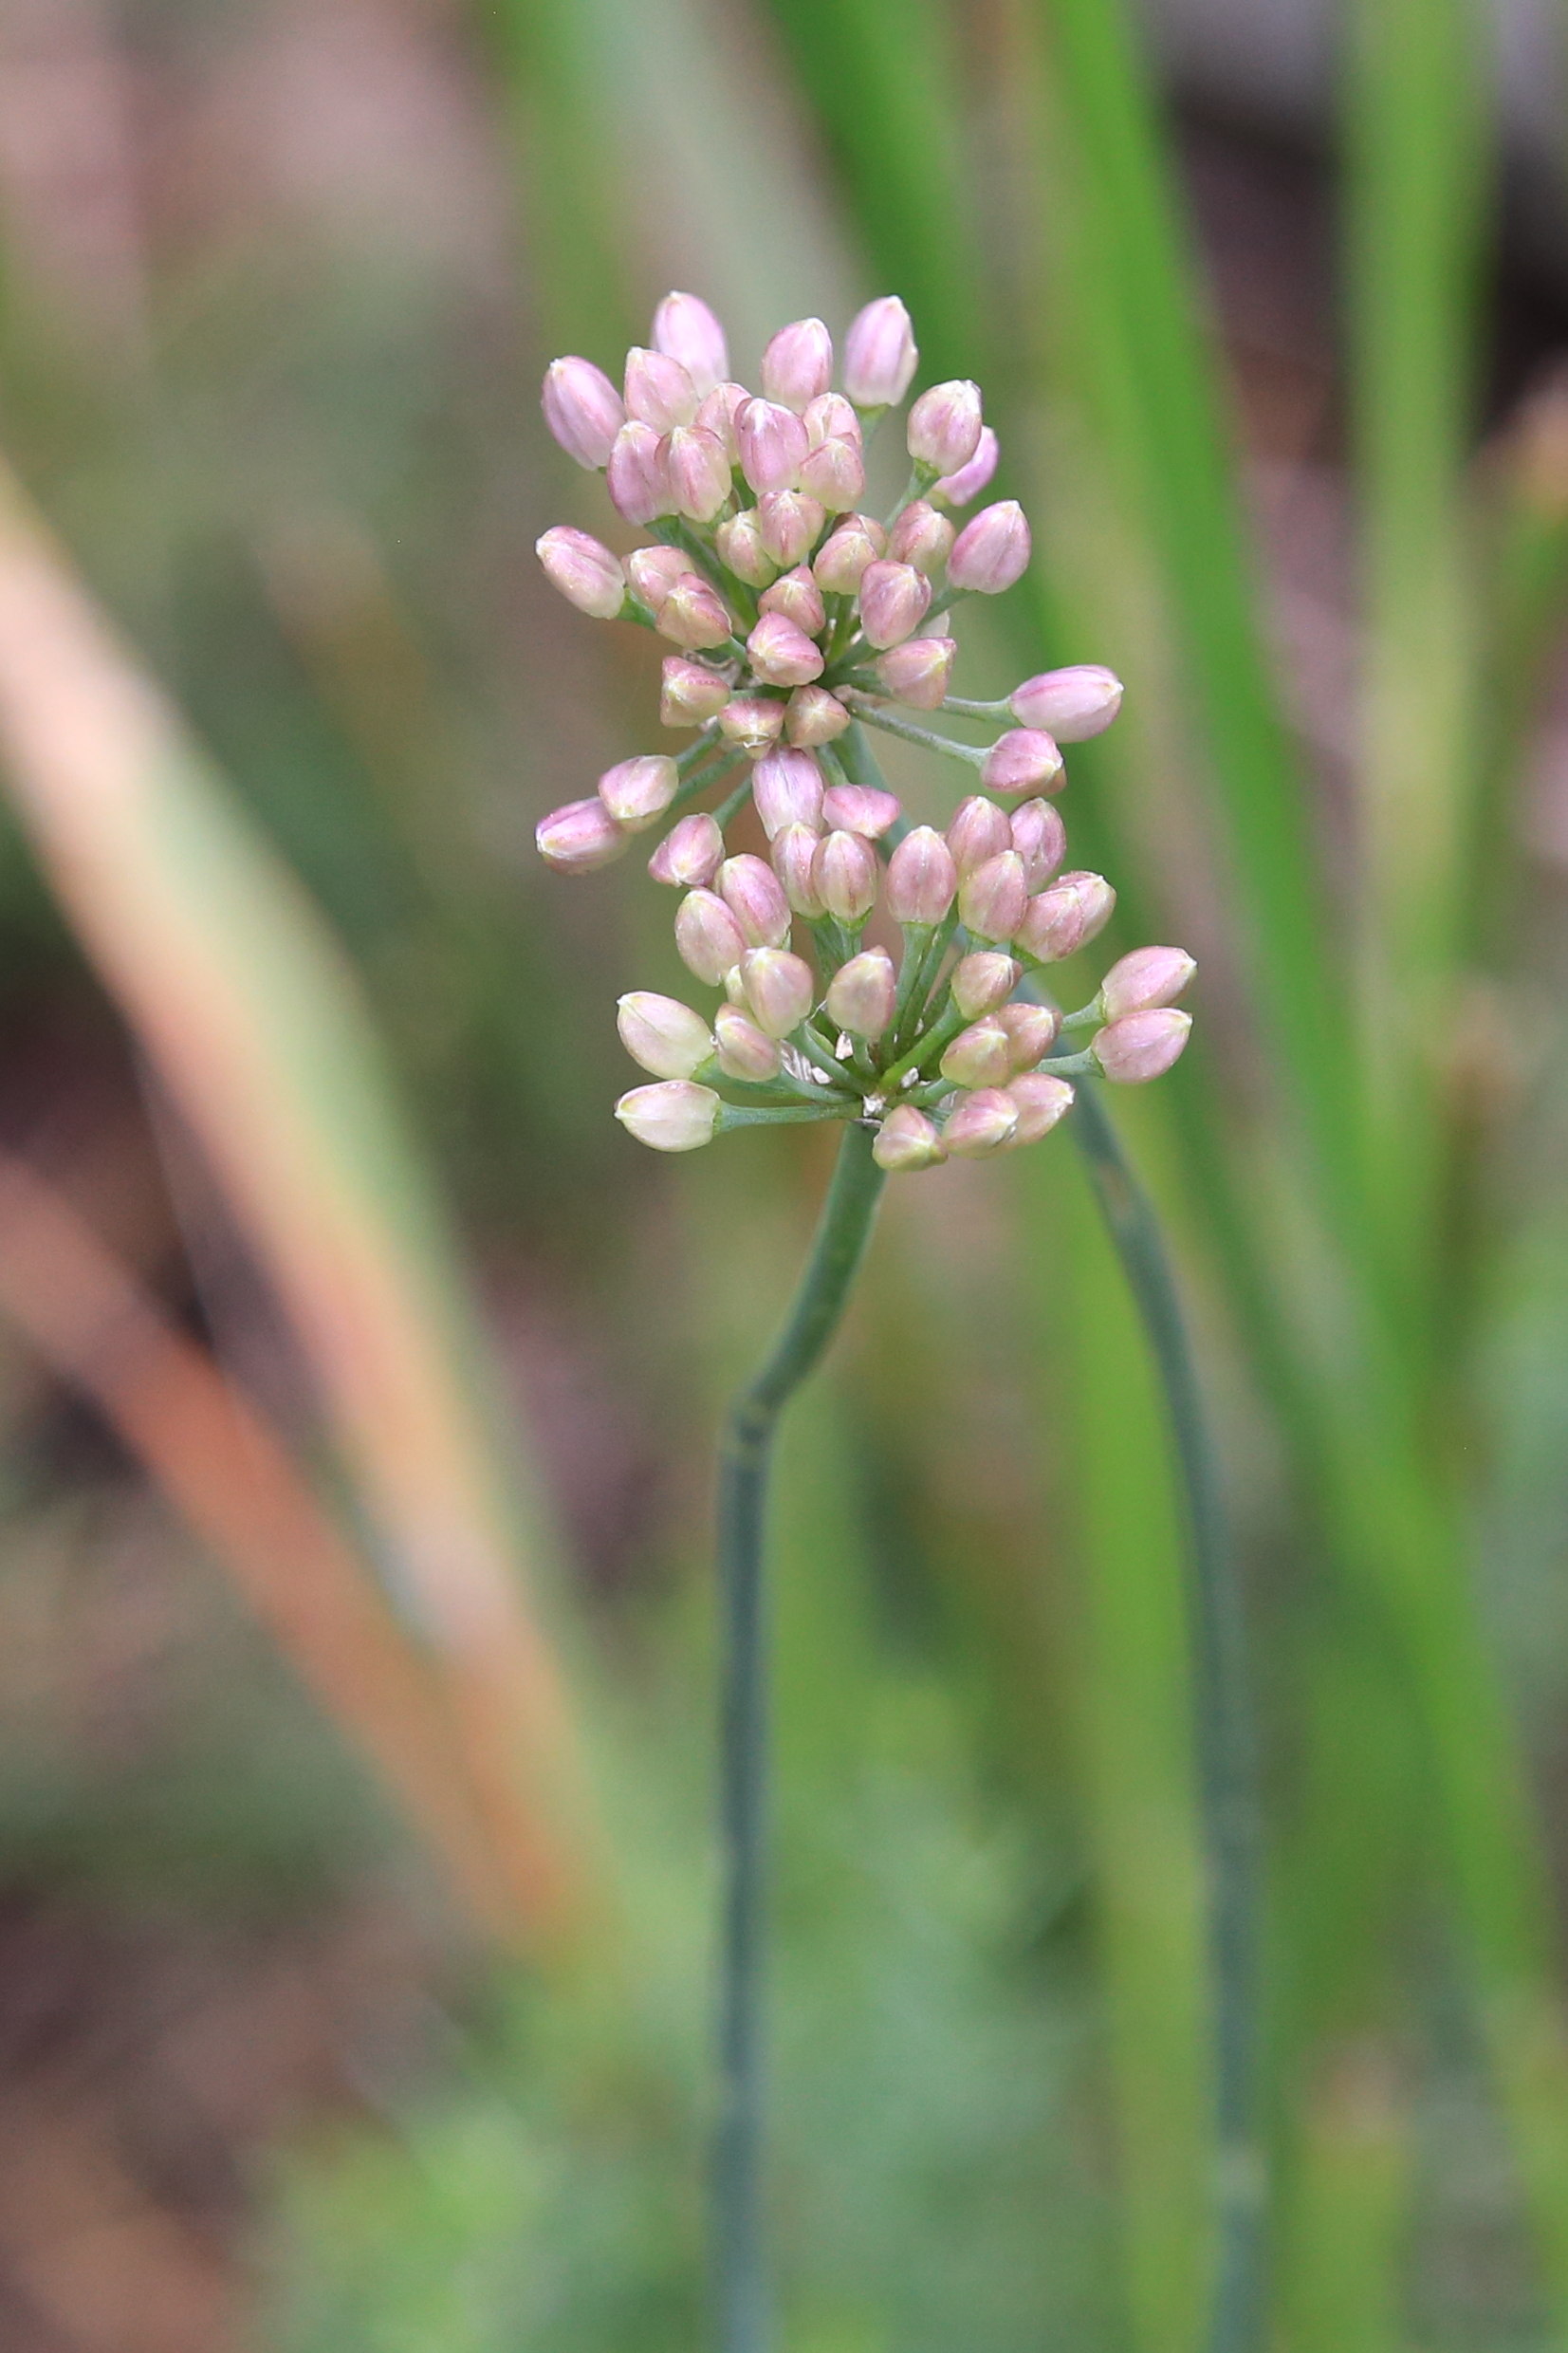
(531, 291, 1196, 1162)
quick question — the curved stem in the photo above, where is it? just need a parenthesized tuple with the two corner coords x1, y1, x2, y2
(713, 1121, 889, 2353)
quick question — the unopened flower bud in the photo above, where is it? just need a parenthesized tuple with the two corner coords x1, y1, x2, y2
(1016, 872, 1116, 963)
(626, 544, 690, 609)
(949, 500, 1031, 595)
(941, 1017, 1013, 1089)
(714, 510, 777, 588)
(798, 435, 866, 510)
(665, 425, 732, 523)
(714, 1002, 782, 1082)
(719, 696, 786, 753)
(1009, 663, 1124, 740)
(843, 296, 918, 409)
(813, 828, 879, 925)
(752, 747, 824, 838)
(907, 380, 984, 475)
(737, 398, 809, 494)
(649, 811, 724, 887)
(598, 752, 679, 829)
(803, 393, 861, 449)
(873, 1104, 946, 1172)
(1010, 799, 1067, 889)
(660, 658, 730, 728)
(542, 357, 625, 469)
(875, 635, 955, 710)
(762, 317, 834, 412)
(652, 292, 729, 398)
(825, 947, 896, 1039)
(1095, 1009, 1192, 1083)
(771, 822, 827, 917)
(719, 852, 793, 948)
(658, 575, 733, 652)
(821, 783, 900, 839)
(741, 947, 816, 1038)
(981, 727, 1063, 797)
(757, 490, 826, 568)
(536, 526, 626, 620)
(675, 888, 747, 985)
(624, 345, 698, 433)
(858, 559, 932, 649)
(959, 848, 1028, 942)
(536, 796, 629, 873)
(617, 991, 715, 1078)
(1100, 946, 1197, 1020)
(932, 426, 999, 509)
(813, 519, 884, 595)
(946, 795, 1011, 875)
(696, 381, 749, 464)
(996, 1001, 1060, 1069)
(607, 422, 673, 524)
(784, 686, 850, 746)
(616, 1080, 721, 1151)
(885, 825, 957, 923)
(888, 501, 955, 575)
(950, 951, 1021, 1018)
(942, 1086, 1019, 1158)
(747, 611, 825, 687)
(759, 566, 826, 636)
(1007, 1072, 1075, 1142)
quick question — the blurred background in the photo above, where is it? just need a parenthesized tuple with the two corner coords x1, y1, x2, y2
(0, 0, 1567, 2345)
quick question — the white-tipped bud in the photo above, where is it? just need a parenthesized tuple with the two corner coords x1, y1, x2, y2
(606, 421, 673, 524)
(652, 292, 729, 398)
(941, 1086, 1019, 1158)
(771, 822, 828, 917)
(757, 490, 826, 568)
(536, 526, 626, 620)
(813, 518, 885, 595)
(695, 380, 750, 464)
(719, 696, 787, 753)
(675, 888, 747, 986)
(946, 795, 1011, 875)
(626, 544, 690, 610)
(784, 686, 850, 747)
(747, 611, 826, 688)
(1009, 799, 1067, 890)
(759, 565, 826, 637)
(940, 1017, 1013, 1089)
(599, 753, 679, 829)
(932, 426, 999, 509)
(616, 1080, 722, 1151)
(885, 825, 957, 924)
(741, 947, 817, 1038)
(714, 1002, 783, 1082)
(542, 357, 625, 469)
(536, 796, 629, 874)
(762, 317, 835, 411)
(804, 393, 861, 449)
(948, 500, 1031, 594)
(813, 828, 879, 925)
(1015, 871, 1116, 963)
(736, 398, 809, 495)
(1099, 947, 1197, 1020)
(617, 991, 715, 1078)
(1006, 1072, 1075, 1143)
(857, 559, 932, 650)
(873, 1104, 946, 1172)
(714, 510, 778, 589)
(660, 657, 731, 728)
(996, 1001, 1060, 1070)
(907, 380, 984, 475)
(752, 746, 824, 838)
(719, 852, 793, 948)
(980, 727, 1063, 797)
(657, 575, 734, 652)
(821, 783, 901, 839)
(1009, 663, 1124, 740)
(1094, 1009, 1192, 1083)
(798, 435, 866, 511)
(665, 425, 732, 523)
(624, 345, 698, 433)
(843, 296, 918, 409)
(888, 501, 955, 575)
(950, 951, 1021, 1019)
(874, 636, 955, 710)
(958, 849, 1028, 942)
(649, 811, 724, 888)
(825, 947, 896, 1039)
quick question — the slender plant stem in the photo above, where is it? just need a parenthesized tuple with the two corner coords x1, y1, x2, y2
(713, 1121, 888, 2353)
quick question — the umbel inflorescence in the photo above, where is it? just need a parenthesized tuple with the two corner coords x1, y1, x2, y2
(533, 292, 1195, 1170)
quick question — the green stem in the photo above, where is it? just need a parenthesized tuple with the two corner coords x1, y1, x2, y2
(840, 693, 986, 768)
(713, 1122, 888, 2353)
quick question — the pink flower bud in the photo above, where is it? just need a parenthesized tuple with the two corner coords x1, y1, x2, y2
(771, 822, 827, 917)
(759, 566, 826, 636)
(813, 829, 879, 925)
(542, 357, 625, 469)
(627, 544, 690, 609)
(752, 747, 824, 838)
(874, 636, 955, 710)
(736, 398, 809, 494)
(649, 811, 724, 887)
(843, 296, 918, 409)
(980, 728, 1063, 797)
(719, 853, 793, 948)
(696, 381, 750, 464)
(885, 825, 957, 924)
(598, 753, 679, 829)
(813, 519, 884, 595)
(1095, 1009, 1192, 1084)
(942, 1086, 1019, 1158)
(741, 947, 817, 1038)
(826, 947, 896, 1039)
(536, 526, 626, 620)
(872, 1104, 946, 1172)
(949, 500, 1031, 595)
(623, 345, 698, 433)
(798, 436, 866, 510)
(958, 849, 1028, 942)
(761, 317, 834, 411)
(946, 795, 1011, 875)
(932, 426, 1000, 509)
(1010, 799, 1067, 889)
(996, 1001, 1060, 1069)
(940, 1017, 1013, 1088)
(616, 1080, 722, 1151)
(714, 1002, 783, 1082)
(757, 491, 826, 568)
(714, 510, 778, 589)
(536, 796, 629, 874)
(657, 575, 734, 652)
(857, 559, 932, 649)
(804, 393, 861, 449)
(1100, 946, 1197, 1020)
(719, 697, 786, 752)
(784, 687, 850, 746)
(659, 658, 730, 728)
(665, 425, 732, 523)
(617, 991, 715, 1078)
(607, 422, 673, 524)
(907, 380, 984, 475)
(1009, 663, 1124, 740)
(675, 888, 747, 986)
(821, 783, 901, 839)
(950, 951, 1021, 1018)
(1016, 872, 1116, 963)
(652, 292, 729, 398)
(1007, 1072, 1075, 1143)
(747, 611, 826, 688)
(888, 501, 955, 575)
